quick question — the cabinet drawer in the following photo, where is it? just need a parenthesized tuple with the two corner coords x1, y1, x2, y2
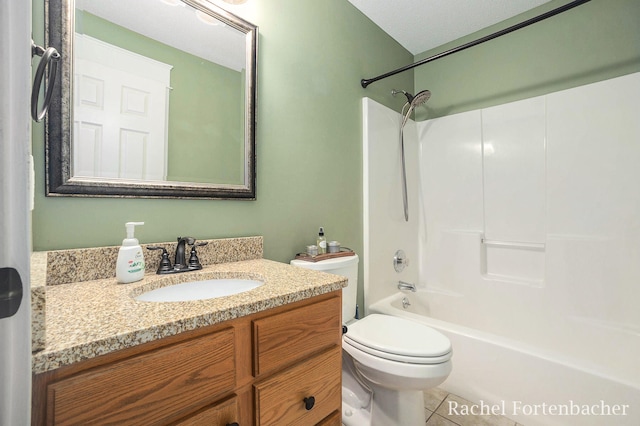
(254, 346, 341, 426)
(253, 295, 341, 376)
(173, 395, 238, 426)
(47, 328, 235, 425)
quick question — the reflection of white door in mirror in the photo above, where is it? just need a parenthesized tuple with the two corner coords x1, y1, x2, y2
(73, 34, 172, 181)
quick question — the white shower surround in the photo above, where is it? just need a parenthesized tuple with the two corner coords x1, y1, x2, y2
(362, 72, 640, 425)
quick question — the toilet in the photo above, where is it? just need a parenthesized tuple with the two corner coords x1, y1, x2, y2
(290, 254, 452, 426)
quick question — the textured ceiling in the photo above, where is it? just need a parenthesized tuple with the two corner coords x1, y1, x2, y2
(347, 0, 552, 55)
(78, 0, 554, 68)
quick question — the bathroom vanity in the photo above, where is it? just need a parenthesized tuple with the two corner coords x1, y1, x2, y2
(31, 237, 345, 425)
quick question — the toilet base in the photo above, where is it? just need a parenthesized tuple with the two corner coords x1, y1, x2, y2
(369, 384, 425, 426)
(341, 383, 426, 426)
(342, 352, 373, 425)
(342, 398, 371, 426)
(342, 358, 428, 426)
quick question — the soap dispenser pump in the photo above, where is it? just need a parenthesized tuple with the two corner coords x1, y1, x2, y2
(116, 222, 145, 284)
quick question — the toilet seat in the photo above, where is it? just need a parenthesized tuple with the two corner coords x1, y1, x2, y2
(343, 314, 452, 364)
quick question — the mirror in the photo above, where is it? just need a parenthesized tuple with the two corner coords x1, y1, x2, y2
(45, 0, 257, 199)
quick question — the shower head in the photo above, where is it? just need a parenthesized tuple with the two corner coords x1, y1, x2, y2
(392, 88, 432, 223)
(399, 89, 431, 129)
(392, 89, 431, 108)
(410, 90, 431, 108)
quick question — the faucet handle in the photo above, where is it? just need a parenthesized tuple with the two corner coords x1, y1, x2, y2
(393, 249, 409, 273)
(187, 242, 205, 270)
(147, 246, 173, 274)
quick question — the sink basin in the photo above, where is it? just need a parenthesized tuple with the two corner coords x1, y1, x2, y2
(135, 278, 263, 302)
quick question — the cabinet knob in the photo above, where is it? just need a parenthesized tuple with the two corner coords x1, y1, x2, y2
(226, 423, 239, 426)
(303, 396, 315, 410)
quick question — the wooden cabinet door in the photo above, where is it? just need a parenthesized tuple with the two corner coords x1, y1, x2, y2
(254, 347, 341, 426)
(253, 295, 341, 376)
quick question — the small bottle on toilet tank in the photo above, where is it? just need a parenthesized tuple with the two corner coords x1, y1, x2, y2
(316, 227, 327, 254)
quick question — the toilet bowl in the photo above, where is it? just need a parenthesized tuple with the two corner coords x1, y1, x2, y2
(290, 254, 452, 425)
(343, 313, 452, 388)
(342, 313, 451, 425)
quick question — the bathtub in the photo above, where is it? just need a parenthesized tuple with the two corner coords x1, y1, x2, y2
(369, 292, 639, 426)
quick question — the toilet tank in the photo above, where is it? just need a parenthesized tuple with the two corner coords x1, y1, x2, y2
(290, 254, 359, 324)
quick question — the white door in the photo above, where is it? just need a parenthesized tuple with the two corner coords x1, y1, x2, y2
(74, 35, 172, 181)
(0, 0, 32, 424)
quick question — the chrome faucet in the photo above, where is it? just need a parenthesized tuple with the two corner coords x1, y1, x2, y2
(397, 280, 416, 292)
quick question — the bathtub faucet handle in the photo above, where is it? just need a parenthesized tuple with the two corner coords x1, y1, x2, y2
(394, 250, 409, 272)
(398, 280, 416, 292)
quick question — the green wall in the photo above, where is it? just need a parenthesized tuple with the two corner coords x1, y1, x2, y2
(32, 0, 414, 310)
(412, 0, 640, 120)
(33, 0, 639, 310)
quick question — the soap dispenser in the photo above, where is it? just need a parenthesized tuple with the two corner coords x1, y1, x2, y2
(317, 227, 327, 255)
(116, 222, 145, 284)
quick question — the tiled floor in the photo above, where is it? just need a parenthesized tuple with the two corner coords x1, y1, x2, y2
(342, 388, 523, 425)
(424, 388, 523, 426)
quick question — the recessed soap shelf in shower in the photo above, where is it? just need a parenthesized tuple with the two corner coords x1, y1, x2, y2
(480, 235, 546, 287)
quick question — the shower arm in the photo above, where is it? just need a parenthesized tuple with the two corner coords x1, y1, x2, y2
(360, 0, 591, 88)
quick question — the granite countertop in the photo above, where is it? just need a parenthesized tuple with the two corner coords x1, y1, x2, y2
(33, 258, 346, 375)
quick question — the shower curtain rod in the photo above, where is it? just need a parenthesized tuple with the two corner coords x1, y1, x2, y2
(360, 0, 591, 88)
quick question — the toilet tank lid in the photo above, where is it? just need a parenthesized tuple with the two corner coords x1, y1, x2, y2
(290, 254, 359, 270)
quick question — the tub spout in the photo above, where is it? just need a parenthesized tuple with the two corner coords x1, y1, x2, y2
(398, 281, 416, 292)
